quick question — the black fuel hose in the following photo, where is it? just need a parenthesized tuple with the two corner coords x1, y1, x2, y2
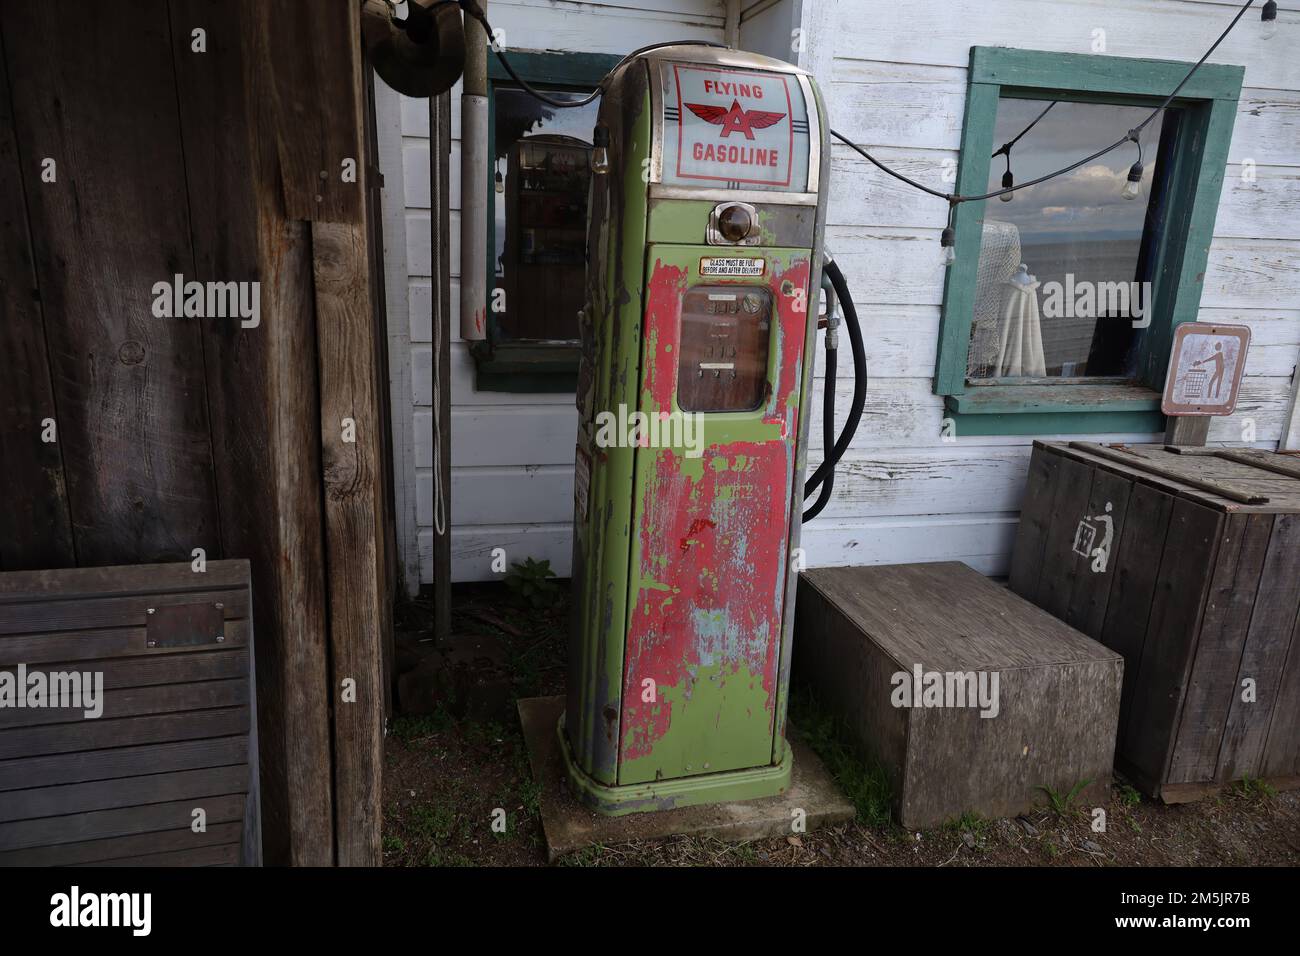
(802, 327, 837, 521)
(802, 258, 866, 521)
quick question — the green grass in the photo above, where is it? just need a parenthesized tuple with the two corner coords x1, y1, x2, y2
(1117, 783, 1142, 809)
(1038, 779, 1092, 819)
(788, 688, 893, 827)
(389, 710, 454, 741)
(1237, 776, 1278, 800)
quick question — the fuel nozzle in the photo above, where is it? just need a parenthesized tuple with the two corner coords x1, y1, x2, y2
(821, 256, 841, 351)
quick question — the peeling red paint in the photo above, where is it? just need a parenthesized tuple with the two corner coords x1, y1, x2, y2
(619, 254, 812, 766)
(679, 517, 716, 553)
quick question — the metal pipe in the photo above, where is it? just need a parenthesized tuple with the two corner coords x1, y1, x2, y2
(460, 0, 489, 340)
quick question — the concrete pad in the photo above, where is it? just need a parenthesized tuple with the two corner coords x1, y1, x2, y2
(518, 695, 855, 862)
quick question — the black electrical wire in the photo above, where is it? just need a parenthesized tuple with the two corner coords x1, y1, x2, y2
(804, 259, 866, 505)
(449, 0, 726, 108)
(832, 0, 1259, 207)
(802, 325, 837, 522)
(992, 100, 1057, 159)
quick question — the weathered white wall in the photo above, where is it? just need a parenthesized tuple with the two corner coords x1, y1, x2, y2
(378, 0, 1300, 584)
(376, 0, 727, 585)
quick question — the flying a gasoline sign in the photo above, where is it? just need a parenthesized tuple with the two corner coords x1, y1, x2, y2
(661, 63, 810, 191)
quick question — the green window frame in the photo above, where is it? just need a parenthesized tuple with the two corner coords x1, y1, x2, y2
(472, 50, 622, 393)
(936, 47, 1244, 436)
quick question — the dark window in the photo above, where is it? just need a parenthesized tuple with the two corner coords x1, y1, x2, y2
(492, 87, 598, 343)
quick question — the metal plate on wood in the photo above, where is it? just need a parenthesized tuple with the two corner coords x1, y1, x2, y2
(146, 603, 225, 649)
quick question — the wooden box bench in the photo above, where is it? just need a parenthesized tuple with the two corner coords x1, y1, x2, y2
(0, 560, 260, 865)
(794, 562, 1122, 829)
(1011, 441, 1300, 802)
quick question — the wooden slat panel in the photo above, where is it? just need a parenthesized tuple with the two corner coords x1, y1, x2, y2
(75, 843, 240, 867)
(0, 27, 75, 572)
(0, 559, 251, 601)
(0, 765, 247, 823)
(0, 588, 247, 634)
(0, 678, 247, 729)
(1035, 456, 1096, 621)
(1009, 446, 1060, 601)
(1100, 483, 1177, 757)
(1167, 514, 1272, 784)
(0, 794, 245, 852)
(0, 0, 221, 565)
(0, 821, 242, 866)
(0, 619, 248, 665)
(1122, 499, 1223, 786)
(0, 708, 248, 760)
(2, 648, 250, 691)
(1217, 514, 1300, 780)
(0, 735, 247, 792)
(1261, 610, 1300, 778)
(1063, 468, 1134, 641)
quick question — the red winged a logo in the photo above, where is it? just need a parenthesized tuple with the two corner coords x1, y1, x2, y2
(684, 99, 786, 140)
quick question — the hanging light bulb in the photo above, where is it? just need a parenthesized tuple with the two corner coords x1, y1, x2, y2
(591, 125, 610, 175)
(494, 168, 504, 194)
(1123, 162, 1144, 201)
(940, 226, 957, 267)
(1000, 169, 1015, 203)
(1262, 1, 1278, 40)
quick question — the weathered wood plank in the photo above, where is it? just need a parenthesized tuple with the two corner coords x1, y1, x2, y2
(1100, 482, 1175, 749)
(0, 620, 248, 665)
(0, 735, 247, 792)
(1035, 455, 1097, 621)
(1120, 498, 1222, 787)
(0, 765, 247, 823)
(1166, 513, 1271, 784)
(0, 708, 248, 761)
(204, 0, 336, 866)
(0, 559, 251, 600)
(0, 821, 242, 866)
(0, 648, 250, 692)
(1064, 467, 1133, 640)
(0, 588, 247, 635)
(0, 0, 221, 566)
(0, 794, 245, 852)
(1217, 514, 1300, 780)
(0, 678, 247, 729)
(75, 843, 240, 867)
(0, 28, 74, 571)
(312, 208, 385, 865)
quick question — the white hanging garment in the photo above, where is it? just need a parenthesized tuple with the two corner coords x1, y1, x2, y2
(996, 264, 1047, 378)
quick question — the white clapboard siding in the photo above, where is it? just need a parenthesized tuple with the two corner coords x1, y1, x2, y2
(379, 0, 1300, 584)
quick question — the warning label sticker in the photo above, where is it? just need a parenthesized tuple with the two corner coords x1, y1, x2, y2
(700, 257, 766, 277)
(661, 64, 810, 192)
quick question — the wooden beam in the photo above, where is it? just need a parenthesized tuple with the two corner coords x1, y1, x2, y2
(1283, 373, 1300, 452)
(233, 0, 337, 866)
(432, 89, 453, 642)
(313, 214, 386, 866)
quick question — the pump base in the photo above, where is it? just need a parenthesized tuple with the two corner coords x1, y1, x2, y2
(556, 712, 793, 816)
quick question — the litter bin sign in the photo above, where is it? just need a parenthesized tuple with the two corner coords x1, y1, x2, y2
(1161, 322, 1251, 416)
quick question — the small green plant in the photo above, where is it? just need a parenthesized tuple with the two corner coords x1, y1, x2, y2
(381, 834, 406, 854)
(504, 557, 562, 609)
(1117, 783, 1142, 809)
(1237, 775, 1278, 800)
(1038, 778, 1092, 818)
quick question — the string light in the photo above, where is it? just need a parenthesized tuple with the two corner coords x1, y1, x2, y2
(829, 0, 1275, 265)
(1262, 1, 1278, 39)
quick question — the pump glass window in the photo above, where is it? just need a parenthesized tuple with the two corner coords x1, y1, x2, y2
(492, 87, 598, 342)
(677, 285, 772, 412)
(967, 99, 1174, 382)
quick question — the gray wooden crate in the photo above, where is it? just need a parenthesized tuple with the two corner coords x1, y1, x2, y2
(794, 562, 1122, 829)
(0, 560, 260, 865)
(1011, 442, 1300, 802)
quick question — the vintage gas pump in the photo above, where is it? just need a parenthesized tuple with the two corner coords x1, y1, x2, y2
(562, 45, 835, 814)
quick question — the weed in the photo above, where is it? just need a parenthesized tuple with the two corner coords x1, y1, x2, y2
(505, 557, 563, 610)
(1117, 783, 1142, 809)
(1039, 779, 1092, 819)
(1237, 776, 1278, 800)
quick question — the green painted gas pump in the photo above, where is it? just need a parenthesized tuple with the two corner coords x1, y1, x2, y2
(561, 46, 834, 814)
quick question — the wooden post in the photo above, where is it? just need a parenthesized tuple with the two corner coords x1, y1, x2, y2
(1164, 415, 1211, 446)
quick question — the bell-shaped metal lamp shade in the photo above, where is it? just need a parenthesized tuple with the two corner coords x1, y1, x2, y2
(363, 0, 466, 98)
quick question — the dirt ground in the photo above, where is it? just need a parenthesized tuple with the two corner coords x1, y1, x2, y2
(383, 582, 1300, 867)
